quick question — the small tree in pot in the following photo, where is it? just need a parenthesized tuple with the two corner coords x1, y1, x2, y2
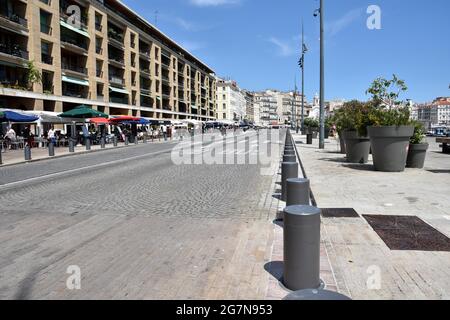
(304, 118, 319, 138)
(406, 121, 429, 168)
(366, 75, 414, 172)
(333, 100, 372, 163)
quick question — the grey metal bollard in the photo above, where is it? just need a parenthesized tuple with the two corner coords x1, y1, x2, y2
(283, 154, 297, 163)
(113, 136, 118, 147)
(0, 148, 2, 165)
(283, 205, 322, 291)
(48, 142, 55, 157)
(125, 136, 129, 146)
(286, 178, 310, 207)
(281, 162, 298, 202)
(284, 150, 295, 156)
(69, 139, 75, 153)
(85, 138, 91, 151)
(24, 145, 31, 161)
(101, 137, 105, 149)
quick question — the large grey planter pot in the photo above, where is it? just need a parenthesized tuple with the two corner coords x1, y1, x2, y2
(342, 130, 371, 164)
(368, 126, 414, 172)
(406, 143, 429, 169)
(338, 131, 346, 154)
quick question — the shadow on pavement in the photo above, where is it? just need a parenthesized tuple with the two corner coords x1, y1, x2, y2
(342, 164, 375, 171)
(427, 169, 450, 174)
(264, 261, 284, 282)
(318, 157, 348, 163)
(273, 218, 284, 227)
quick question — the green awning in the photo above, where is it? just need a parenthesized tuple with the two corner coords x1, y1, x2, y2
(156, 96, 161, 101)
(109, 86, 129, 95)
(191, 105, 198, 109)
(62, 75, 89, 87)
(60, 20, 90, 38)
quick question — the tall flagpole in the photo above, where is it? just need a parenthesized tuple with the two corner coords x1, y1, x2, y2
(301, 22, 305, 134)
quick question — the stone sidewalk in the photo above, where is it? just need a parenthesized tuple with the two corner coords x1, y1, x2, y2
(292, 133, 450, 300)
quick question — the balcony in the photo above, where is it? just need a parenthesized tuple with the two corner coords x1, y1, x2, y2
(0, 12, 28, 30)
(108, 29, 124, 48)
(95, 22, 102, 32)
(109, 76, 125, 86)
(61, 36, 88, 53)
(110, 96, 128, 104)
(0, 43, 29, 61)
(62, 63, 87, 76)
(96, 46, 103, 55)
(108, 55, 125, 67)
(141, 88, 151, 96)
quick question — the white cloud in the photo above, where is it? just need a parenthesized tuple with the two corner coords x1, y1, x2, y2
(189, 0, 241, 7)
(267, 37, 295, 57)
(327, 8, 363, 37)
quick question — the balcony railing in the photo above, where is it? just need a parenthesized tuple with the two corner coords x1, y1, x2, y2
(61, 37, 88, 50)
(0, 12, 28, 28)
(62, 63, 87, 75)
(109, 55, 125, 64)
(0, 44, 29, 60)
(110, 96, 128, 104)
(109, 76, 125, 86)
(63, 89, 87, 98)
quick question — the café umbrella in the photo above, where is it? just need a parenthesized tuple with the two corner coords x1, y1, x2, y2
(58, 105, 109, 119)
(0, 110, 39, 123)
(58, 106, 109, 140)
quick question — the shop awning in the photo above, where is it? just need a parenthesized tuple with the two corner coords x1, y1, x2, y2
(62, 75, 89, 87)
(60, 19, 90, 38)
(109, 86, 129, 95)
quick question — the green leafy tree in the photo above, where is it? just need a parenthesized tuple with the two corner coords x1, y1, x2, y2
(410, 120, 426, 144)
(366, 74, 408, 110)
(26, 61, 42, 90)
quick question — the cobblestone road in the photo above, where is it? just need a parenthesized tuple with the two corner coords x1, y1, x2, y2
(0, 131, 281, 299)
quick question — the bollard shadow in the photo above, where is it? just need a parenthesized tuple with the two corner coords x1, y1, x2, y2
(318, 157, 347, 163)
(14, 267, 42, 300)
(272, 194, 282, 200)
(273, 218, 284, 228)
(264, 261, 284, 282)
(427, 169, 450, 174)
(341, 164, 375, 171)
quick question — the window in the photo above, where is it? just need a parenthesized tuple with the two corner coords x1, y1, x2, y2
(40, 10, 52, 34)
(223, 95, 226, 100)
(223, 113, 226, 119)
(41, 41, 52, 65)
(223, 103, 226, 109)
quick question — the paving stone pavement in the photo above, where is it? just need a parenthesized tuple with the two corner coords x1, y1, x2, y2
(292, 133, 450, 300)
(0, 130, 285, 300)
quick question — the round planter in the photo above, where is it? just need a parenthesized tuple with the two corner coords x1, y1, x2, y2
(368, 126, 414, 172)
(406, 143, 429, 169)
(342, 130, 371, 164)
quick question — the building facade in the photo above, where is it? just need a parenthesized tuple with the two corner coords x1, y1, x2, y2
(216, 79, 246, 122)
(0, 0, 216, 120)
(412, 97, 450, 129)
(243, 90, 255, 123)
(254, 91, 278, 127)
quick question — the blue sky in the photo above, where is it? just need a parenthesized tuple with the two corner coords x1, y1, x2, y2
(122, 0, 450, 103)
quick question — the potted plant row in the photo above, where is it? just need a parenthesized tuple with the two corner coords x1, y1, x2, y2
(329, 75, 426, 172)
(331, 100, 372, 164)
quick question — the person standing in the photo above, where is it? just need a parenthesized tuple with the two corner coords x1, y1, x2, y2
(6, 127, 16, 149)
(48, 127, 56, 146)
(162, 125, 167, 141)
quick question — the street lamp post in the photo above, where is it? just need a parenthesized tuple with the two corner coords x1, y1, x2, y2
(318, 0, 325, 149)
(298, 23, 308, 135)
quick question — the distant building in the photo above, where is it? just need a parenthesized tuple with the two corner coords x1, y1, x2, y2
(411, 97, 450, 130)
(253, 91, 278, 126)
(216, 79, 246, 122)
(243, 90, 255, 123)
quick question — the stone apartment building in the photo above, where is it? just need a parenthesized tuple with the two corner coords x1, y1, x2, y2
(0, 0, 217, 120)
(215, 78, 246, 122)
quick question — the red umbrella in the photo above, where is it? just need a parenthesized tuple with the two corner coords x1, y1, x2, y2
(110, 116, 141, 123)
(89, 118, 111, 124)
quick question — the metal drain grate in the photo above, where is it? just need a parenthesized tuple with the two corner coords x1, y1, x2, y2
(363, 215, 450, 251)
(321, 208, 360, 218)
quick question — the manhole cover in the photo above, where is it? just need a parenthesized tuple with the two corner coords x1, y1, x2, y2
(321, 208, 360, 218)
(363, 215, 450, 251)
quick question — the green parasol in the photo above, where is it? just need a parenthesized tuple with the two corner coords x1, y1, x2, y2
(58, 105, 109, 119)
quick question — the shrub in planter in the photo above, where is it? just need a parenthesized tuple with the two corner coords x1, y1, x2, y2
(406, 121, 429, 168)
(366, 75, 414, 172)
(304, 118, 319, 138)
(332, 100, 372, 163)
